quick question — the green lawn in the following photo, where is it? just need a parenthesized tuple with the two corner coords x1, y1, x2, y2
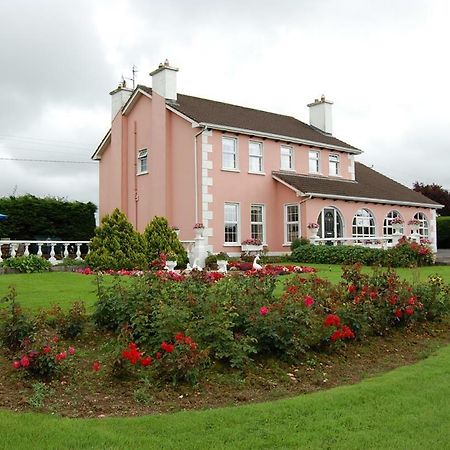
(1, 264, 450, 311)
(1, 342, 450, 449)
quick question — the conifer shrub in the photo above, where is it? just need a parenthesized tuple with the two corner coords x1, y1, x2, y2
(85, 209, 146, 270)
(143, 216, 188, 267)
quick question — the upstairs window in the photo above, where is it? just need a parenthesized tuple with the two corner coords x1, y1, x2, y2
(309, 150, 320, 173)
(280, 145, 294, 171)
(249, 141, 263, 173)
(329, 154, 340, 176)
(222, 137, 238, 170)
(137, 149, 148, 174)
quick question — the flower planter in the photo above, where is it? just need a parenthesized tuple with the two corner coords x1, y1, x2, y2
(241, 244, 263, 252)
(392, 224, 403, 234)
(165, 260, 177, 272)
(217, 260, 228, 273)
(194, 228, 204, 239)
(308, 228, 319, 239)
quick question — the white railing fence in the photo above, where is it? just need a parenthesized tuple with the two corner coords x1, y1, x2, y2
(0, 240, 90, 265)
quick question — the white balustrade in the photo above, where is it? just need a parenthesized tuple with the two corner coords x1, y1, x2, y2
(0, 240, 90, 265)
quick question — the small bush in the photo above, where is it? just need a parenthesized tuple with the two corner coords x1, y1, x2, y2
(290, 237, 310, 251)
(46, 302, 88, 339)
(1, 255, 52, 273)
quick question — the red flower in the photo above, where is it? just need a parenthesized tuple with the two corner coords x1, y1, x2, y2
(12, 361, 21, 369)
(20, 355, 30, 368)
(341, 325, 355, 339)
(405, 306, 414, 316)
(92, 361, 101, 372)
(347, 284, 357, 294)
(394, 309, 403, 318)
(388, 295, 398, 305)
(68, 346, 75, 356)
(354, 296, 361, 304)
(331, 330, 342, 342)
(189, 342, 197, 351)
(324, 314, 340, 327)
(52, 336, 59, 343)
(56, 351, 67, 362)
(155, 352, 162, 360)
(408, 296, 416, 305)
(175, 332, 185, 342)
(369, 291, 377, 299)
(140, 356, 153, 367)
(287, 285, 298, 294)
(259, 306, 269, 316)
(303, 295, 315, 307)
(184, 336, 193, 345)
(43, 346, 51, 354)
(122, 343, 142, 364)
(161, 341, 175, 353)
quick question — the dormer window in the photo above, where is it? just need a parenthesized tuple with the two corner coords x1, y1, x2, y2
(309, 150, 320, 174)
(137, 149, 148, 174)
(329, 154, 340, 176)
(280, 145, 294, 171)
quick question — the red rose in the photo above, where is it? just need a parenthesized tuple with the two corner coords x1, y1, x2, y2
(68, 346, 75, 356)
(92, 361, 101, 372)
(405, 306, 414, 316)
(20, 355, 30, 368)
(259, 306, 269, 316)
(369, 291, 377, 299)
(388, 295, 398, 305)
(12, 361, 21, 369)
(347, 284, 357, 294)
(331, 330, 342, 342)
(140, 356, 152, 367)
(408, 296, 416, 305)
(303, 295, 315, 307)
(43, 346, 51, 354)
(394, 309, 403, 318)
(155, 352, 162, 360)
(324, 314, 340, 328)
(175, 332, 185, 342)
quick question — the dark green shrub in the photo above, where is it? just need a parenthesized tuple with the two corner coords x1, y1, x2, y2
(290, 237, 310, 251)
(143, 216, 188, 267)
(437, 216, 450, 248)
(47, 302, 88, 339)
(1, 255, 52, 273)
(205, 252, 229, 270)
(85, 208, 146, 270)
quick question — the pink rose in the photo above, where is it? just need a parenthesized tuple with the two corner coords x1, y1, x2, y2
(304, 295, 315, 307)
(68, 346, 75, 355)
(259, 306, 269, 316)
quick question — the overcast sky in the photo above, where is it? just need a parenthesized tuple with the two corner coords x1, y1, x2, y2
(1, 0, 449, 209)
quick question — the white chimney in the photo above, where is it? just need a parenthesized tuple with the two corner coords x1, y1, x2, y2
(109, 81, 133, 120)
(307, 95, 333, 135)
(150, 59, 179, 102)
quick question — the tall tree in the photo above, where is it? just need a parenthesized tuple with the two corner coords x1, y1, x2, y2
(413, 182, 450, 216)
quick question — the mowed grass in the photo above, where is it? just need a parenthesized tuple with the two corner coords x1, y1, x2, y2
(1, 343, 450, 449)
(1, 264, 450, 311)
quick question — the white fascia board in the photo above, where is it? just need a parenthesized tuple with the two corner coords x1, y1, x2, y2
(165, 105, 199, 127)
(272, 174, 303, 196)
(122, 88, 152, 116)
(200, 122, 362, 154)
(306, 192, 443, 209)
(91, 129, 111, 160)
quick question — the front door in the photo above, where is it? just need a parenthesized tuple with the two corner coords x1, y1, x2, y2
(324, 208, 335, 239)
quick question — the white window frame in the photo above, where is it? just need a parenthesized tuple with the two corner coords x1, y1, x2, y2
(352, 208, 376, 238)
(224, 202, 240, 245)
(383, 210, 403, 236)
(137, 149, 148, 175)
(414, 212, 429, 237)
(280, 145, 294, 171)
(222, 136, 239, 171)
(248, 141, 264, 174)
(284, 203, 300, 245)
(309, 150, 321, 174)
(328, 153, 340, 176)
(250, 204, 266, 243)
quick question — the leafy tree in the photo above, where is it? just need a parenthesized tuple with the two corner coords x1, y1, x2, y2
(413, 182, 450, 216)
(0, 195, 96, 240)
(85, 209, 146, 270)
(143, 216, 188, 266)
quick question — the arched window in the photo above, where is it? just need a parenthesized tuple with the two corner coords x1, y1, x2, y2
(317, 207, 344, 240)
(413, 212, 429, 237)
(352, 208, 376, 238)
(383, 210, 403, 236)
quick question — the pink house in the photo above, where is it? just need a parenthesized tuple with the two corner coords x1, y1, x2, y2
(93, 61, 441, 256)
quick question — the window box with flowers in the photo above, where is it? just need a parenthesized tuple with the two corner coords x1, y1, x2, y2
(241, 238, 263, 252)
(193, 223, 205, 238)
(391, 217, 404, 234)
(307, 222, 320, 239)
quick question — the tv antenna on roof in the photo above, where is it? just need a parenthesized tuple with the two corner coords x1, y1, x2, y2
(123, 65, 138, 89)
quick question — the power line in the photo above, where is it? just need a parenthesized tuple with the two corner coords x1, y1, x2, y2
(0, 157, 97, 165)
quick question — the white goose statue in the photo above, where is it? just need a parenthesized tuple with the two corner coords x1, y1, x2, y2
(252, 254, 262, 271)
(191, 258, 203, 271)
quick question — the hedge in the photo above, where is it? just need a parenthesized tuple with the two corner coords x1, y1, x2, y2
(437, 216, 450, 249)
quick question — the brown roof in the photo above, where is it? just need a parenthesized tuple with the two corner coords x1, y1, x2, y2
(137, 85, 358, 152)
(273, 163, 441, 207)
